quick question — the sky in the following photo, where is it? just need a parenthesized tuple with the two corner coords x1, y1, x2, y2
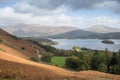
(0, 0, 120, 29)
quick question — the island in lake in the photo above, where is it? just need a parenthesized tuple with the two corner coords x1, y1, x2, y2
(101, 40, 115, 44)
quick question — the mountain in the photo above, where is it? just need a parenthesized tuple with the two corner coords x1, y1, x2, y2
(49, 30, 99, 39)
(49, 29, 120, 39)
(85, 25, 120, 33)
(100, 32, 120, 39)
(1, 24, 78, 37)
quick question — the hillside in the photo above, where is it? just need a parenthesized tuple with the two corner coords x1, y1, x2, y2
(2, 24, 78, 37)
(0, 29, 120, 80)
(49, 30, 98, 39)
(0, 29, 45, 58)
(99, 32, 120, 39)
(49, 29, 120, 39)
(85, 25, 120, 33)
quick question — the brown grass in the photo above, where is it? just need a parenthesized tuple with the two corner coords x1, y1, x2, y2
(0, 29, 45, 58)
(0, 50, 120, 80)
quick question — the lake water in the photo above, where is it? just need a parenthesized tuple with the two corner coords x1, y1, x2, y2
(51, 39, 120, 52)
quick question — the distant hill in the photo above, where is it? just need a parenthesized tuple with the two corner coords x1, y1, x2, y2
(85, 25, 120, 33)
(1, 24, 120, 39)
(49, 29, 120, 39)
(2, 24, 78, 37)
(100, 32, 120, 39)
(49, 30, 98, 39)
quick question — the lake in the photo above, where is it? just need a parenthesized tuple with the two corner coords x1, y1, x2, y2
(51, 39, 120, 52)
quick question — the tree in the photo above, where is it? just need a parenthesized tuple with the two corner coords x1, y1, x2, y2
(72, 46, 81, 52)
(118, 50, 120, 65)
(41, 52, 54, 63)
(109, 65, 119, 74)
(91, 51, 102, 70)
(109, 52, 119, 74)
(77, 60, 89, 71)
(117, 50, 120, 74)
(65, 56, 80, 70)
(109, 52, 118, 66)
(98, 63, 107, 72)
(104, 48, 111, 72)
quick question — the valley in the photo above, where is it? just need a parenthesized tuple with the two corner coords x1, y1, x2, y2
(0, 29, 120, 80)
(1, 0, 120, 80)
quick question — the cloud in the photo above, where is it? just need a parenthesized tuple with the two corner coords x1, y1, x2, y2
(0, 6, 120, 29)
(13, 1, 68, 16)
(1, 0, 120, 15)
(27, 0, 65, 10)
(0, 7, 84, 27)
(0, 0, 120, 29)
(13, 0, 120, 14)
(0, 7, 33, 25)
(24, 0, 103, 10)
(94, 0, 120, 14)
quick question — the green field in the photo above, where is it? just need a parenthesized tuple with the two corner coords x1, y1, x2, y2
(51, 57, 66, 67)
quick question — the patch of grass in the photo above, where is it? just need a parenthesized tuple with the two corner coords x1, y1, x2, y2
(2, 40, 12, 47)
(0, 48, 6, 52)
(51, 57, 66, 67)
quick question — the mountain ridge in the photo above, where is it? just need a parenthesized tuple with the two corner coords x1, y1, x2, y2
(49, 29, 98, 39)
(2, 24, 78, 37)
(85, 25, 120, 33)
(49, 29, 120, 39)
(1, 24, 120, 37)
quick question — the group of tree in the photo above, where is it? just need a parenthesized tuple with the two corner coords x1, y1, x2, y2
(28, 39, 120, 75)
(65, 49, 120, 74)
(41, 52, 54, 63)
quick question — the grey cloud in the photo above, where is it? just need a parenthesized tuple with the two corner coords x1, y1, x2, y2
(26, 0, 109, 10)
(14, 0, 120, 14)
(64, 0, 103, 9)
(2, 0, 117, 10)
(27, 0, 65, 10)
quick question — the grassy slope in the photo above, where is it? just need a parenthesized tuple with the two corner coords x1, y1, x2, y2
(1, 46, 120, 80)
(0, 29, 46, 58)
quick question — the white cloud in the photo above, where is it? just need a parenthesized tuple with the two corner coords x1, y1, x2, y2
(0, 5, 120, 29)
(0, 7, 33, 25)
(94, 0, 120, 13)
(0, 7, 84, 27)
